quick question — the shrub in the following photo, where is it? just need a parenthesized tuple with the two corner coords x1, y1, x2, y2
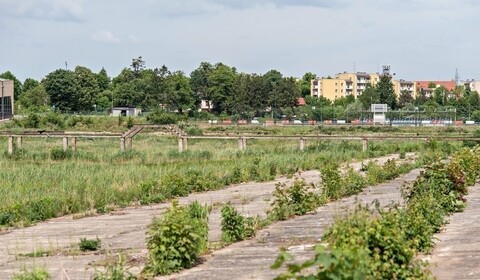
(13, 267, 50, 280)
(143, 201, 209, 276)
(269, 179, 322, 221)
(146, 110, 183, 125)
(50, 148, 74, 160)
(221, 203, 245, 244)
(93, 255, 135, 280)
(79, 237, 101, 251)
(320, 162, 342, 200)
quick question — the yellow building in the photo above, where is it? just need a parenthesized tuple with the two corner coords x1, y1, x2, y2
(311, 68, 416, 102)
(311, 71, 381, 101)
(393, 80, 417, 98)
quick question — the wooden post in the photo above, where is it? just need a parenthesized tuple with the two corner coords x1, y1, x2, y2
(8, 136, 14, 155)
(71, 137, 77, 151)
(362, 138, 368, 152)
(63, 137, 69, 152)
(120, 137, 126, 151)
(126, 137, 132, 150)
(178, 137, 188, 152)
(238, 137, 244, 151)
(299, 137, 305, 151)
(182, 137, 188, 152)
(16, 136, 23, 149)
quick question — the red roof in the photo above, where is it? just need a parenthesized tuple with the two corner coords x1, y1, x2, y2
(296, 97, 306, 106)
(416, 81, 456, 91)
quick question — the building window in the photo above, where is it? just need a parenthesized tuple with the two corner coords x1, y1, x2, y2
(0, 96, 12, 119)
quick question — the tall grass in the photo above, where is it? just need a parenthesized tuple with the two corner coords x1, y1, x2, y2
(0, 134, 449, 227)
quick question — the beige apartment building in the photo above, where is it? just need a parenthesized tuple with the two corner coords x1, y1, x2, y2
(311, 71, 381, 101)
(0, 78, 14, 120)
(311, 70, 416, 101)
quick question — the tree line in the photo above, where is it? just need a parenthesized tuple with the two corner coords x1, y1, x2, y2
(2, 57, 480, 121)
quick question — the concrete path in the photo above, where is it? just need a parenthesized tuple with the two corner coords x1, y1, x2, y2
(428, 183, 480, 280)
(0, 154, 411, 279)
(158, 169, 422, 280)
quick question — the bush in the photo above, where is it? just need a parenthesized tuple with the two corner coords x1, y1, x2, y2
(143, 201, 209, 276)
(93, 255, 135, 280)
(13, 267, 50, 280)
(221, 203, 245, 244)
(50, 148, 74, 160)
(269, 179, 322, 221)
(146, 110, 184, 124)
(79, 237, 101, 251)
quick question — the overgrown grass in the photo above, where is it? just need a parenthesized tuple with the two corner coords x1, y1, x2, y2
(0, 132, 455, 227)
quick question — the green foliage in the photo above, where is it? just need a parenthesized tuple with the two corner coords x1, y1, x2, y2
(269, 179, 322, 221)
(273, 146, 480, 279)
(93, 255, 136, 280)
(321, 163, 342, 200)
(79, 237, 101, 251)
(221, 203, 245, 243)
(50, 148, 74, 160)
(146, 109, 183, 124)
(143, 201, 209, 276)
(13, 267, 50, 280)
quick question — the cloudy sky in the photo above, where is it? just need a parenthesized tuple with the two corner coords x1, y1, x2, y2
(0, 0, 479, 82)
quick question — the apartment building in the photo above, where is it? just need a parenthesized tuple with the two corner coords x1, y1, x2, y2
(393, 80, 417, 97)
(310, 71, 381, 101)
(464, 80, 480, 92)
(0, 78, 14, 120)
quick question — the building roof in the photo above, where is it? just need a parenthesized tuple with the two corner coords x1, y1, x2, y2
(296, 98, 306, 106)
(416, 81, 456, 91)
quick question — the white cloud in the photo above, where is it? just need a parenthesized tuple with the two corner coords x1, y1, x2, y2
(91, 31, 121, 44)
(127, 35, 140, 44)
(0, 0, 85, 22)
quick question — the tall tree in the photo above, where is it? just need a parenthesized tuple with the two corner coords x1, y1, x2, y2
(74, 66, 101, 111)
(43, 69, 79, 112)
(377, 75, 397, 109)
(22, 78, 40, 93)
(298, 72, 316, 97)
(190, 62, 214, 110)
(398, 90, 414, 108)
(167, 71, 195, 113)
(131, 56, 146, 77)
(97, 68, 111, 92)
(208, 63, 237, 114)
(19, 84, 49, 111)
(357, 84, 379, 110)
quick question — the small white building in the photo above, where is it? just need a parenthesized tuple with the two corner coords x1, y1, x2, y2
(111, 106, 141, 117)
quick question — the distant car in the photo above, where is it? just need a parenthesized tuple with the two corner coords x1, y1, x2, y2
(251, 119, 260, 124)
(293, 120, 302, 125)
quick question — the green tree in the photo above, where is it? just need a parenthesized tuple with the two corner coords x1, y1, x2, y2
(97, 67, 111, 92)
(22, 78, 40, 93)
(167, 71, 195, 114)
(0, 71, 22, 100)
(398, 90, 414, 108)
(75, 66, 101, 111)
(357, 84, 379, 110)
(43, 69, 79, 112)
(377, 75, 397, 109)
(18, 84, 50, 111)
(190, 62, 214, 111)
(131, 56, 146, 77)
(298, 72, 316, 97)
(208, 63, 237, 114)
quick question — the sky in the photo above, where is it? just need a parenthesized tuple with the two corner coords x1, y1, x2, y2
(0, 0, 479, 82)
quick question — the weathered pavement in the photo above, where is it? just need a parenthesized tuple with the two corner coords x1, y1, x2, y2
(158, 169, 422, 280)
(0, 154, 410, 279)
(428, 183, 480, 280)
